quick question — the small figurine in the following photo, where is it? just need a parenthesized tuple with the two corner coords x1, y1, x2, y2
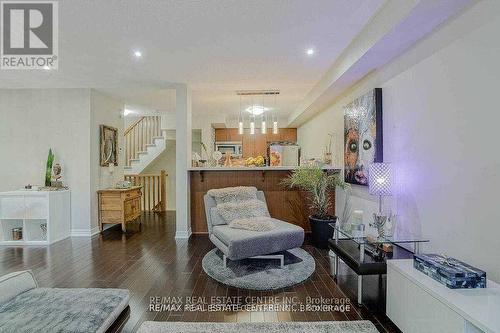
(51, 163, 63, 188)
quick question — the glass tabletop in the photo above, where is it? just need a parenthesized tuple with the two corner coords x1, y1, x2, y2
(329, 223, 430, 245)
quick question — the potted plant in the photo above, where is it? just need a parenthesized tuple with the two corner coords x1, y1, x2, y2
(282, 165, 348, 248)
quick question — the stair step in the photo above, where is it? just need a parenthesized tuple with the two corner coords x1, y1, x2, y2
(145, 144, 156, 148)
(124, 166, 132, 169)
(129, 158, 140, 162)
(137, 151, 148, 155)
(153, 136, 164, 140)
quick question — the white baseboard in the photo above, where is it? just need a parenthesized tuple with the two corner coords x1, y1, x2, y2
(71, 226, 100, 237)
(175, 229, 192, 239)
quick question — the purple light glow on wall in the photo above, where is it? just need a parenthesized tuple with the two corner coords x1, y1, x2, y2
(368, 163, 392, 196)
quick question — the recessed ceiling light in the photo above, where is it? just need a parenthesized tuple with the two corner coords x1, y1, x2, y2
(123, 109, 135, 116)
(306, 48, 315, 56)
(133, 50, 142, 58)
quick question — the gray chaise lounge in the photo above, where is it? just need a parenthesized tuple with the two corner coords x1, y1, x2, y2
(204, 191, 304, 268)
(0, 270, 130, 333)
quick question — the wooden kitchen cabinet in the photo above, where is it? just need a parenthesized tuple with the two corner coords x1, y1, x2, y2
(215, 129, 228, 142)
(266, 131, 280, 143)
(224, 128, 297, 157)
(215, 128, 242, 142)
(254, 130, 267, 156)
(227, 128, 242, 142)
(280, 128, 297, 142)
(242, 132, 255, 158)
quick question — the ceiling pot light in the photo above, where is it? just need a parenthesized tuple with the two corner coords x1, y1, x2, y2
(123, 109, 135, 116)
(133, 50, 142, 58)
(306, 48, 315, 56)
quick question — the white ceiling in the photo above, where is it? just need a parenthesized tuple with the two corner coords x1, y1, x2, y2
(0, 0, 385, 117)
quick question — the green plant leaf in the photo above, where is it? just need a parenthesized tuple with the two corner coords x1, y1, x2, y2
(281, 165, 349, 219)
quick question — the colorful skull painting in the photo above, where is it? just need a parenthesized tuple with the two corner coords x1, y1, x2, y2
(344, 89, 383, 185)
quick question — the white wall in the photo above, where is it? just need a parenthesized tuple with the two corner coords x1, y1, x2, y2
(0, 89, 92, 231)
(0, 89, 125, 235)
(90, 90, 125, 232)
(298, 1, 500, 282)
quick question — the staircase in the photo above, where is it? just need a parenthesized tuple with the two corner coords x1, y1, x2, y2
(124, 115, 167, 175)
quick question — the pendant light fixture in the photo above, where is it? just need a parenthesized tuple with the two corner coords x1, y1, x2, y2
(250, 96, 255, 135)
(273, 93, 278, 134)
(235, 90, 279, 135)
(261, 94, 267, 134)
(238, 95, 244, 135)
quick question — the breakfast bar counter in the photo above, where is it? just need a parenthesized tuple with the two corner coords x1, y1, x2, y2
(189, 166, 340, 233)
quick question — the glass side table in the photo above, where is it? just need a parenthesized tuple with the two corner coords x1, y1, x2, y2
(328, 223, 429, 305)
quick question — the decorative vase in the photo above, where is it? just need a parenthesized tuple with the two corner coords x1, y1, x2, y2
(45, 149, 54, 186)
(309, 215, 337, 249)
(385, 214, 397, 238)
(371, 214, 387, 238)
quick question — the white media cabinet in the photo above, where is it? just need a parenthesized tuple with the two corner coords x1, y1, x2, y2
(387, 259, 499, 333)
(0, 190, 70, 245)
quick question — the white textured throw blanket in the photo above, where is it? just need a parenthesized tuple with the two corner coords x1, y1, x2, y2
(216, 199, 270, 222)
(207, 186, 257, 204)
(208, 187, 274, 231)
(229, 217, 276, 231)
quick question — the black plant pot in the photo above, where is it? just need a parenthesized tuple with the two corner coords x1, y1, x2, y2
(309, 215, 337, 249)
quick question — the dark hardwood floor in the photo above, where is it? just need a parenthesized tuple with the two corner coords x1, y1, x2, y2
(0, 212, 400, 333)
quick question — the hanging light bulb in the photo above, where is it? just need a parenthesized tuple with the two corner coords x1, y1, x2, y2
(273, 93, 278, 134)
(250, 96, 255, 134)
(238, 120, 244, 135)
(238, 95, 244, 135)
(261, 94, 266, 134)
(250, 116, 255, 135)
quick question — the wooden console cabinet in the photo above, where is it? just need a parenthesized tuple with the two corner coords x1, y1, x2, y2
(387, 260, 499, 333)
(98, 186, 142, 232)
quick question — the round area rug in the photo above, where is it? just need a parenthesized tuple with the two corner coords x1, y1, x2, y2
(202, 248, 315, 290)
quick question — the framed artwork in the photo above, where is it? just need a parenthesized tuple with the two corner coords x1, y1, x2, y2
(100, 125, 118, 166)
(344, 88, 382, 185)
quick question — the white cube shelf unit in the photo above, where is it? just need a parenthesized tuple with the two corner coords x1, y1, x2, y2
(0, 190, 70, 245)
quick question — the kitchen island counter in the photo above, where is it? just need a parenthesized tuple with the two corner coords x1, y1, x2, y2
(189, 167, 338, 233)
(188, 166, 341, 171)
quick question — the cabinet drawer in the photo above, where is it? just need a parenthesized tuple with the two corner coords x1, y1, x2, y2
(100, 195, 122, 210)
(101, 210, 123, 223)
(122, 189, 141, 200)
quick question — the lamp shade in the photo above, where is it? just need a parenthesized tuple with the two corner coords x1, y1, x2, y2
(368, 163, 391, 196)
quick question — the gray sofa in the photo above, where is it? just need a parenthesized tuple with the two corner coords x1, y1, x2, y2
(0, 270, 130, 333)
(204, 191, 304, 267)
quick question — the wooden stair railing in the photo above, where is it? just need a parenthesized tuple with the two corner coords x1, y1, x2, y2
(124, 170, 167, 212)
(124, 115, 162, 166)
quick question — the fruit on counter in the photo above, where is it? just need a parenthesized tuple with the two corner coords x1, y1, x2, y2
(245, 155, 265, 166)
